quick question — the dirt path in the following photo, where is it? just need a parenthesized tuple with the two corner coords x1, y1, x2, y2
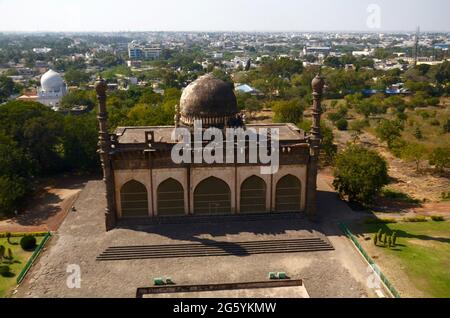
(0, 176, 92, 233)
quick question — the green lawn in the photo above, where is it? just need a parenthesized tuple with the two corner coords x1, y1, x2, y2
(355, 221, 450, 298)
(0, 237, 43, 298)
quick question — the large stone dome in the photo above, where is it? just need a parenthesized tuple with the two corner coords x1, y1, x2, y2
(41, 69, 65, 92)
(180, 74, 238, 127)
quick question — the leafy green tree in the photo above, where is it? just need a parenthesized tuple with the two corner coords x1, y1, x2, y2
(244, 98, 262, 118)
(336, 118, 348, 131)
(0, 76, 15, 102)
(429, 148, 450, 173)
(401, 143, 427, 172)
(62, 114, 100, 172)
(298, 120, 337, 164)
(333, 145, 389, 203)
(64, 69, 90, 86)
(272, 99, 305, 123)
(375, 119, 404, 148)
(435, 61, 450, 84)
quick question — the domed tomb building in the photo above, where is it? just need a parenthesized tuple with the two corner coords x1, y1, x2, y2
(38, 69, 67, 109)
(95, 73, 325, 231)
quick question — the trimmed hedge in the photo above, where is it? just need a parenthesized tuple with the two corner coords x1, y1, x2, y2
(0, 232, 48, 238)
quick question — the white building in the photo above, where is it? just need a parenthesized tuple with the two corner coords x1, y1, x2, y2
(38, 70, 67, 109)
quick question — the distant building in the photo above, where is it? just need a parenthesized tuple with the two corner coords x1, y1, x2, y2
(32, 47, 52, 54)
(352, 49, 374, 57)
(128, 41, 161, 60)
(127, 60, 142, 68)
(235, 84, 263, 96)
(302, 46, 331, 56)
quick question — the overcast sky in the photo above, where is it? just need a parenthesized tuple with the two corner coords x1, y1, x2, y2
(0, 0, 449, 32)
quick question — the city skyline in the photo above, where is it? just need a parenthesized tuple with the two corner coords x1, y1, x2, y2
(0, 0, 450, 32)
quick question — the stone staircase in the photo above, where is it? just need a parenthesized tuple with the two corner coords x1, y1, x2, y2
(97, 237, 334, 261)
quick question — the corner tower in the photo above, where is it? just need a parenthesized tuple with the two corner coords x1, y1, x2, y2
(306, 74, 325, 219)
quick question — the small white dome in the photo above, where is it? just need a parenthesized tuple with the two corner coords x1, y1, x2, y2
(41, 69, 64, 92)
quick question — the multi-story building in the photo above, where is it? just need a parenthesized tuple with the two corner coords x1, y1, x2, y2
(128, 41, 162, 60)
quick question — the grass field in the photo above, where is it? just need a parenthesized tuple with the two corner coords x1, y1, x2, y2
(352, 221, 450, 298)
(0, 236, 43, 298)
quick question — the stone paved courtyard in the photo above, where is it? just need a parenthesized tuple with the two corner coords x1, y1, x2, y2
(15, 177, 380, 298)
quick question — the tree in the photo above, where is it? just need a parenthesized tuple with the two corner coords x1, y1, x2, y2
(375, 119, 404, 148)
(429, 148, 450, 172)
(401, 143, 427, 172)
(333, 145, 389, 203)
(373, 234, 378, 246)
(62, 114, 100, 172)
(64, 69, 90, 86)
(244, 98, 262, 118)
(272, 99, 305, 123)
(435, 61, 450, 84)
(298, 120, 337, 164)
(0, 76, 15, 102)
(336, 118, 348, 131)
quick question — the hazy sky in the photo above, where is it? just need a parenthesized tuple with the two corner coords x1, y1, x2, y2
(0, 0, 449, 32)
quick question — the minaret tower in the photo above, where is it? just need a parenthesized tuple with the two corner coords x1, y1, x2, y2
(95, 77, 117, 231)
(306, 74, 325, 220)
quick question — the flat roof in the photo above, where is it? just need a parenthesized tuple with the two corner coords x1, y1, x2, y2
(115, 124, 306, 145)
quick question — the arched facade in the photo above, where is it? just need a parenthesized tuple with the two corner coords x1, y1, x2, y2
(157, 178, 185, 216)
(275, 175, 302, 213)
(120, 180, 149, 218)
(240, 176, 267, 214)
(194, 177, 232, 215)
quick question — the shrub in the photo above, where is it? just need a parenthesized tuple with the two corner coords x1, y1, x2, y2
(404, 216, 427, 223)
(441, 192, 450, 201)
(392, 232, 397, 246)
(413, 127, 423, 140)
(431, 215, 445, 222)
(377, 229, 383, 242)
(20, 235, 37, 251)
(349, 120, 369, 133)
(336, 118, 349, 131)
(443, 119, 450, 134)
(0, 265, 11, 277)
(365, 218, 397, 224)
(333, 145, 389, 203)
(430, 119, 440, 126)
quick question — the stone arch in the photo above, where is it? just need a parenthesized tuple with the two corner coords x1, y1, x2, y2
(120, 180, 149, 217)
(275, 174, 302, 212)
(240, 176, 267, 214)
(157, 178, 185, 216)
(194, 177, 231, 215)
